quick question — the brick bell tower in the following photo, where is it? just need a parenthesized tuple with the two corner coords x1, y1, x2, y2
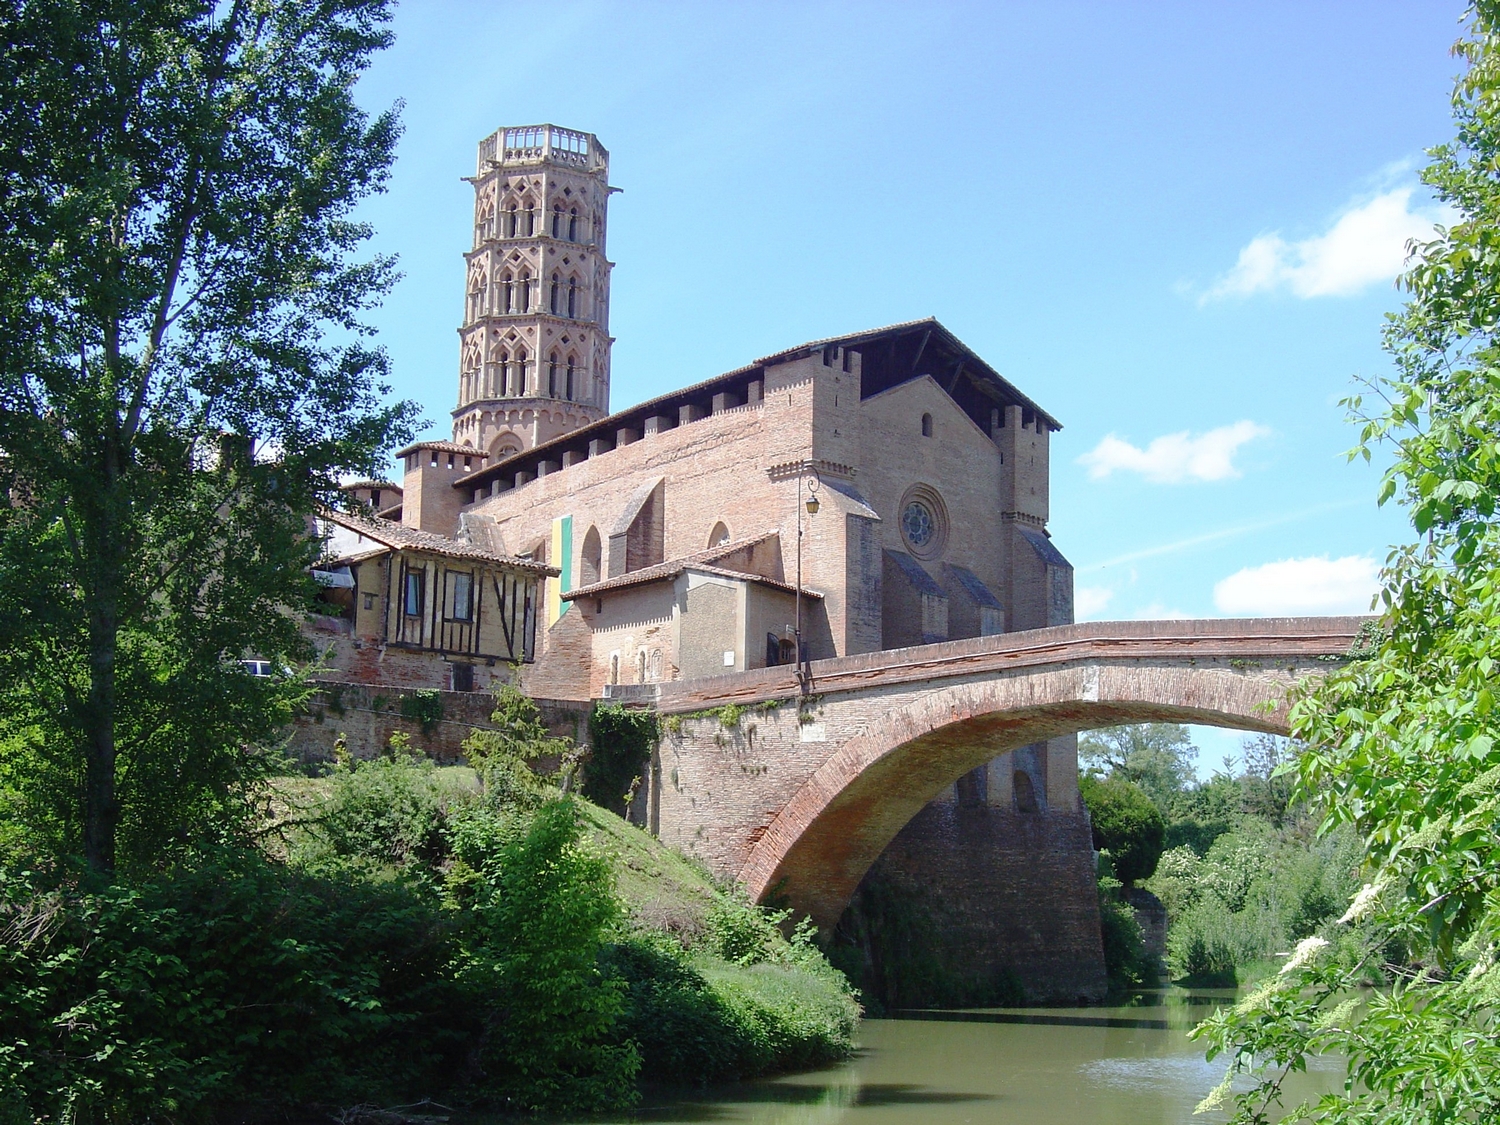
(452, 125, 614, 458)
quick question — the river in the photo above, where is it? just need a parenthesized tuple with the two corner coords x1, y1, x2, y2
(620, 989, 1341, 1125)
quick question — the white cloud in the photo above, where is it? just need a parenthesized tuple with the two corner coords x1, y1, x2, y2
(1213, 555, 1380, 616)
(1202, 188, 1453, 302)
(1074, 585, 1114, 620)
(1077, 421, 1269, 484)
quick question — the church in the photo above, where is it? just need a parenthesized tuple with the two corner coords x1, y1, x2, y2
(320, 123, 1076, 701)
(311, 125, 1098, 997)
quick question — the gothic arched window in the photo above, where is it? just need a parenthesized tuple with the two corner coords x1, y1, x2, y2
(496, 350, 510, 398)
(517, 269, 531, 312)
(522, 200, 535, 236)
(550, 275, 561, 315)
(505, 204, 518, 238)
(580, 525, 602, 586)
(548, 352, 559, 397)
(567, 278, 577, 319)
(552, 204, 564, 238)
(568, 206, 579, 242)
(565, 356, 576, 401)
(921, 412, 933, 437)
(500, 271, 513, 315)
(512, 347, 528, 395)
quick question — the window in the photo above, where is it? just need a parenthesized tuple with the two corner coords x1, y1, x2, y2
(403, 570, 423, 616)
(363, 593, 375, 611)
(452, 572, 473, 621)
(581, 526, 602, 586)
(636, 650, 647, 683)
(505, 204, 517, 237)
(567, 278, 577, 318)
(451, 662, 475, 692)
(898, 483, 949, 559)
(500, 273, 513, 313)
(565, 357, 576, 400)
(708, 521, 729, 548)
(517, 270, 531, 311)
(921, 412, 933, 437)
(552, 205, 564, 238)
(522, 203, 535, 236)
(568, 207, 579, 242)
(902, 502, 935, 549)
(550, 276, 560, 315)
(513, 347, 528, 394)
(548, 353, 559, 397)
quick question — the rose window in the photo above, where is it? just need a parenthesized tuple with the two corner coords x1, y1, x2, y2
(902, 502, 935, 550)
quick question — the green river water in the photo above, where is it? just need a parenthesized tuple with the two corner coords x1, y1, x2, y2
(615, 990, 1341, 1125)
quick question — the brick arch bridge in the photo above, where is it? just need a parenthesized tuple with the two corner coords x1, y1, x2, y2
(640, 616, 1366, 945)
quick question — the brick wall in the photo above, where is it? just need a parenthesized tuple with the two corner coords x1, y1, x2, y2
(288, 680, 591, 764)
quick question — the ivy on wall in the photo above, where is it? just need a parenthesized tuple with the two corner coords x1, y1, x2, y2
(583, 705, 660, 815)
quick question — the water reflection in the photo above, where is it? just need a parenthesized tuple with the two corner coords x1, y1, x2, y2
(615, 989, 1336, 1125)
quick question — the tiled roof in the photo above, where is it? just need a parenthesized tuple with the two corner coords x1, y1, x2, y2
(562, 532, 821, 601)
(394, 439, 488, 458)
(340, 479, 402, 493)
(319, 509, 558, 575)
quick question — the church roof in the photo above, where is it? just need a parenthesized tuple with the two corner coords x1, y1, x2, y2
(454, 318, 1058, 493)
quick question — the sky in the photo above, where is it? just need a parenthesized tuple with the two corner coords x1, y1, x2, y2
(349, 1, 1467, 774)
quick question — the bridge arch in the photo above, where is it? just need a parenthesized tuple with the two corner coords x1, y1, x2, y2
(735, 649, 1306, 932)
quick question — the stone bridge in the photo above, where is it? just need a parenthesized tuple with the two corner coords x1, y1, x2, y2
(631, 615, 1365, 997)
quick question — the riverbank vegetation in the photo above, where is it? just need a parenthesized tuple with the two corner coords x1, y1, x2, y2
(1080, 725, 1363, 989)
(0, 690, 857, 1122)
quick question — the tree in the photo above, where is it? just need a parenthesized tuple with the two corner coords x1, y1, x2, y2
(1196, 5, 1500, 1120)
(1079, 723, 1198, 809)
(0, 1, 416, 876)
(1079, 775, 1165, 885)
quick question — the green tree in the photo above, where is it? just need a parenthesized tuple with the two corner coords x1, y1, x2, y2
(1196, 5, 1500, 1120)
(1079, 723, 1198, 808)
(1079, 775, 1165, 885)
(0, 1, 416, 875)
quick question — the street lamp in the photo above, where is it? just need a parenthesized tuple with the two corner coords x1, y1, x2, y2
(795, 466, 821, 691)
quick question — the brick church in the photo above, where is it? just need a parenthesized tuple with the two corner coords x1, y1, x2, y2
(312, 125, 1096, 994)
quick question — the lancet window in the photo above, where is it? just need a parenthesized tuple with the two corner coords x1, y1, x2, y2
(547, 352, 559, 397)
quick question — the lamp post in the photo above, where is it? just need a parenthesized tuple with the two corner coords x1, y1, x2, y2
(795, 465, 821, 691)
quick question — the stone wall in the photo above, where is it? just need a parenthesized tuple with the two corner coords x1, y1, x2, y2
(288, 679, 591, 764)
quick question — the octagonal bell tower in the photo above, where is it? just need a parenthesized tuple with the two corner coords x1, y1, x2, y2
(452, 125, 614, 458)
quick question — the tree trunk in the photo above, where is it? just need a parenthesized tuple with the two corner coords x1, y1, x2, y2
(82, 600, 119, 877)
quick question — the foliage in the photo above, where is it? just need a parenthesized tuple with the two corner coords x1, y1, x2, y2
(1196, 10, 1500, 1119)
(458, 799, 640, 1113)
(399, 688, 445, 734)
(462, 681, 574, 806)
(584, 703, 659, 815)
(1079, 774, 1165, 885)
(1080, 723, 1198, 809)
(1096, 873, 1159, 991)
(0, 0, 418, 875)
(0, 854, 469, 1122)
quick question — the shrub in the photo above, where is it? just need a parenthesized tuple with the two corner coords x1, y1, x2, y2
(460, 799, 640, 1113)
(1097, 875, 1160, 991)
(1081, 775, 1165, 884)
(0, 856, 469, 1122)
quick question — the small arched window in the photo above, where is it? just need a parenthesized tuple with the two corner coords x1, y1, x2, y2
(505, 204, 518, 237)
(708, 522, 730, 548)
(547, 352, 559, 397)
(565, 356, 576, 401)
(500, 271, 513, 314)
(496, 350, 510, 397)
(517, 269, 531, 312)
(550, 275, 561, 315)
(522, 201, 535, 236)
(552, 205, 564, 238)
(568, 206, 579, 242)
(567, 278, 577, 319)
(636, 650, 647, 684)
(921, 412, 933, 437)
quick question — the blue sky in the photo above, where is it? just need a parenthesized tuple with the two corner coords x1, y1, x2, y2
(351, 1, 1464, 774)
